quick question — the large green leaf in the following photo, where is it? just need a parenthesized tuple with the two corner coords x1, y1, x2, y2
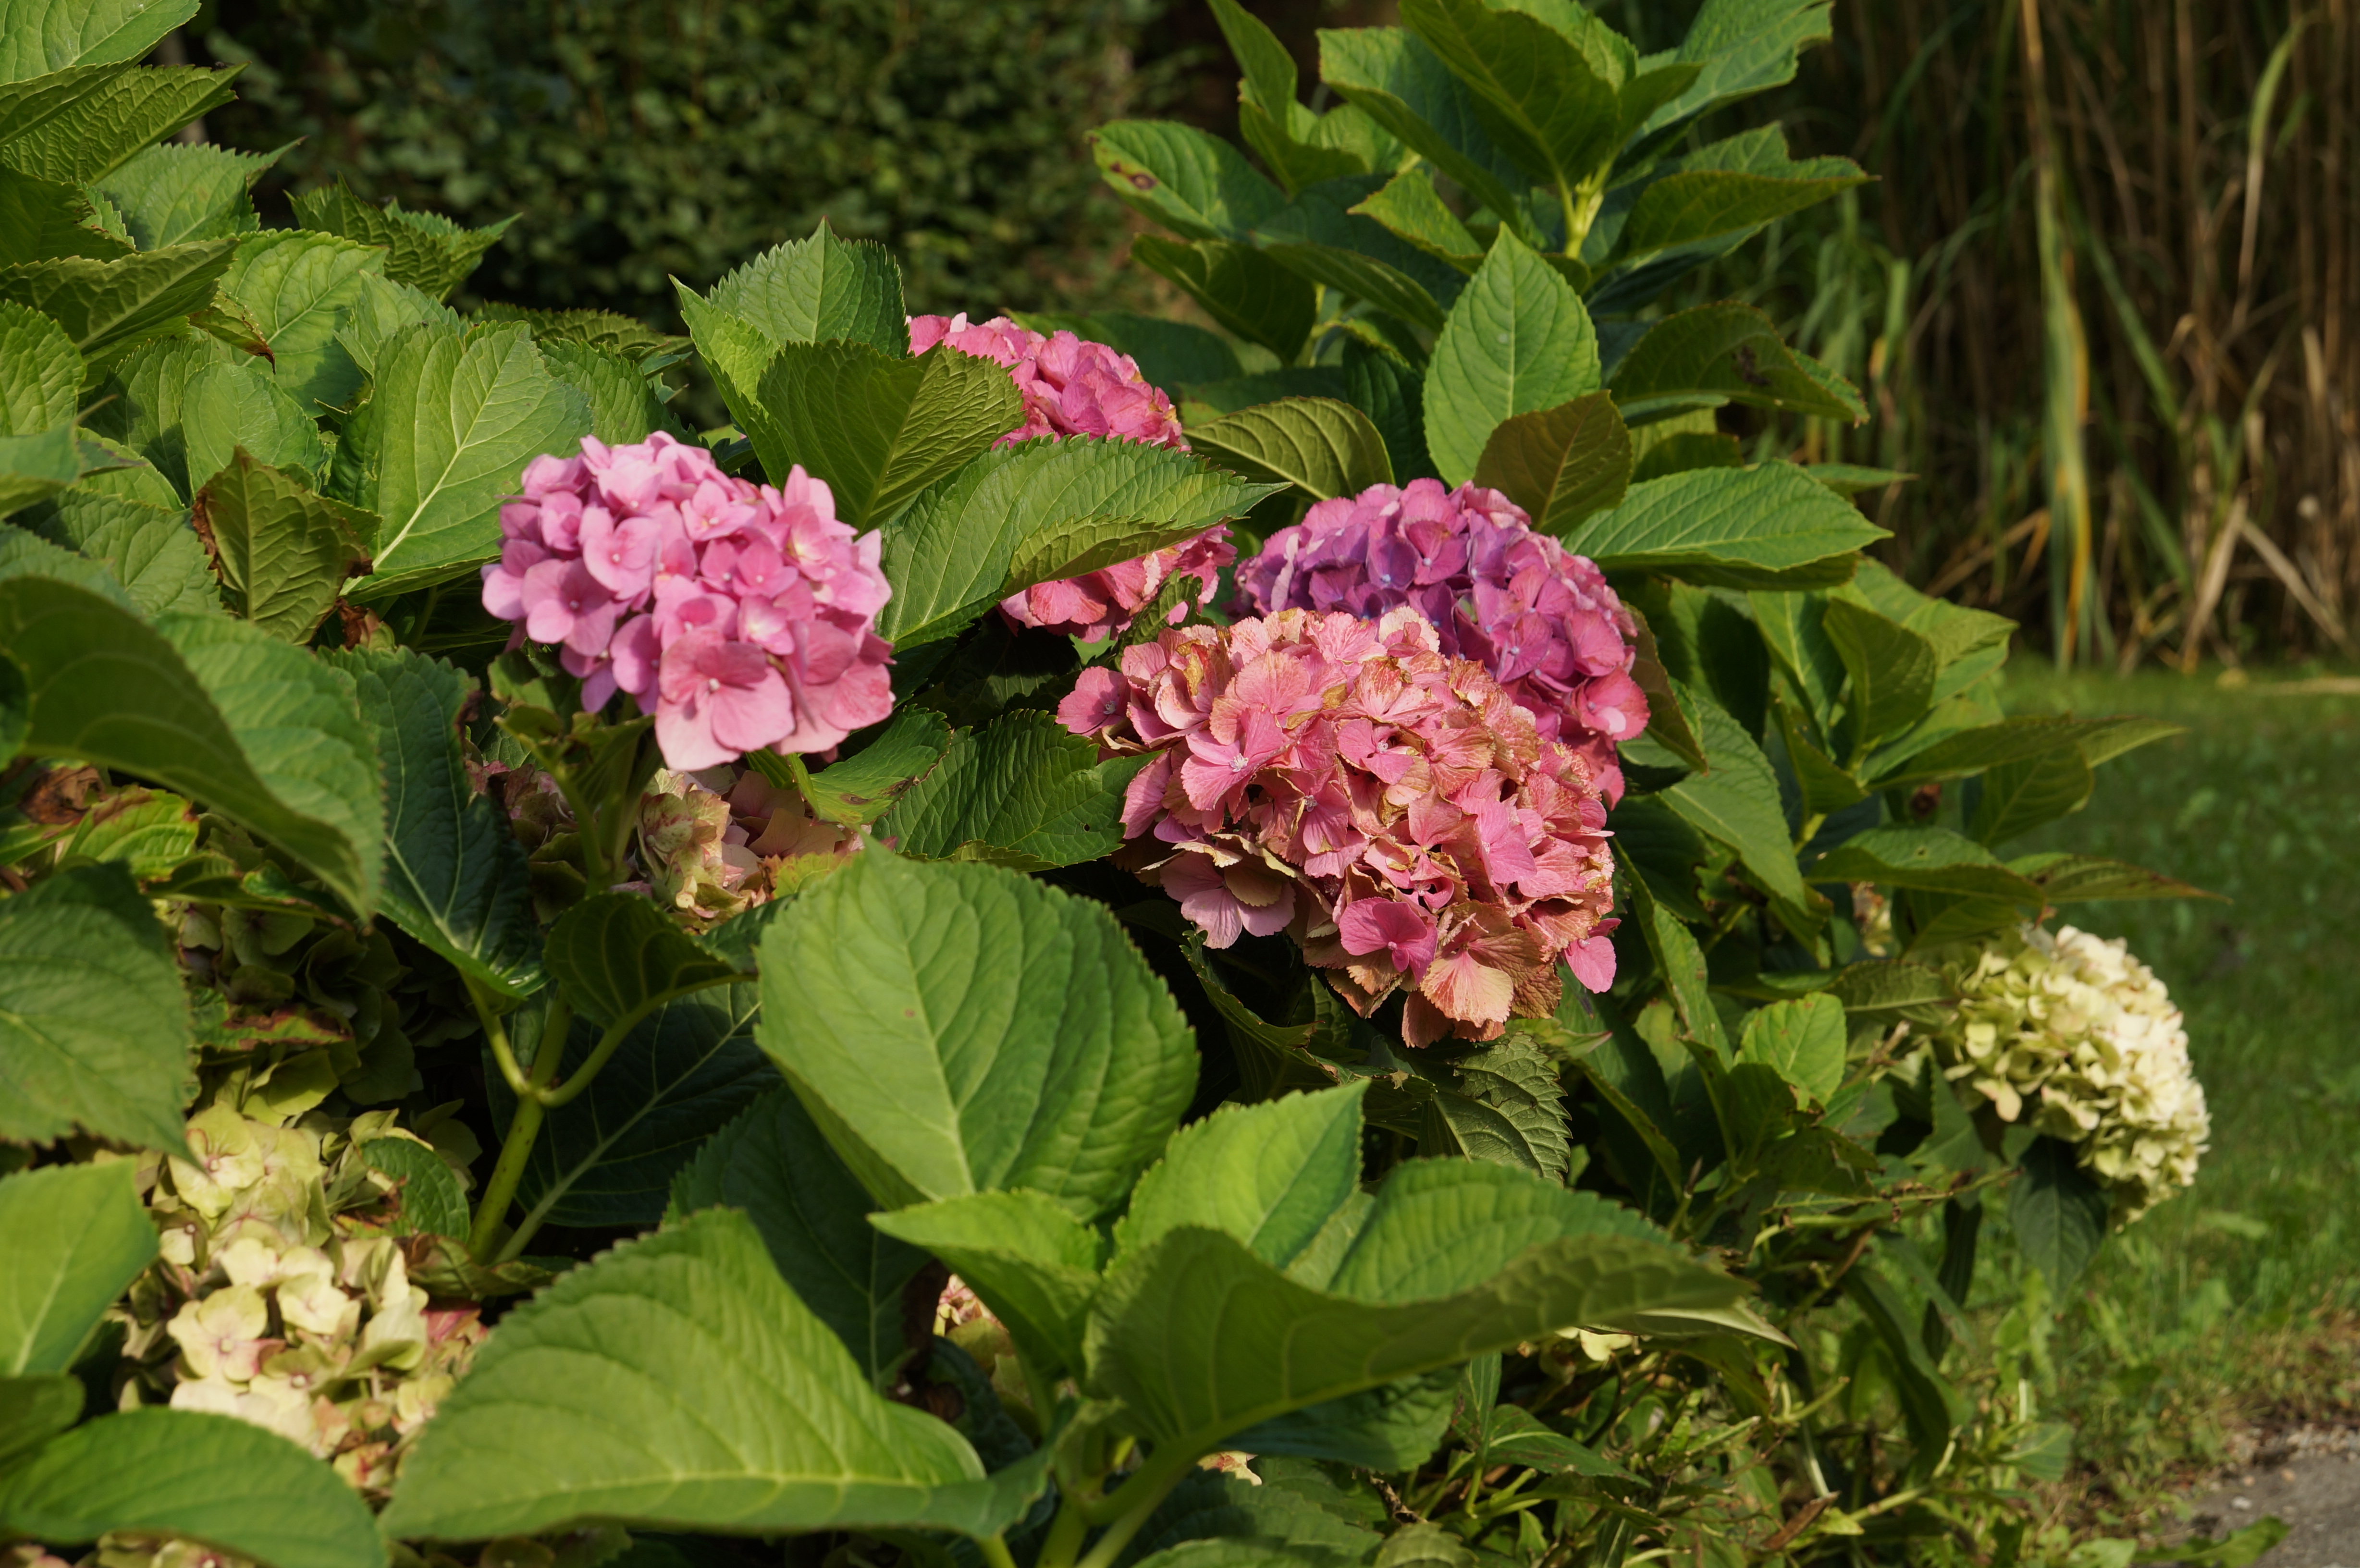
(334, 319, 591, 600)
(758, 852, 1196, 1221)
(1210, 0, 1372, 194)
(1564, 462, 1885, 588)
(0, 540, 382, 911)
(0, 295, 76, 431)
(0, 1375, 81, 1468)
(792, 706, 955, 826)
(1091, 119, 1289, 242)
(1807, 826, 2043, 907)
(287, 180, 511, 303)
(1620, 132, 1862, 257)
(0, 164, 128, 266)
(869, 1189, 1103, 1380)
(218, 230, 383, 414)
(505, 984, 774, 1231)
(2011, 1136, 2109, 1286)
(0, 0, 197, 79)
(327, 647, 542, 997)
(0, 64, 238, 184)
(180, 360, 328, 491)
(1250, 176, 1462, 333)
(1319, 28, 1534, 236)
(0, 420, 91, 516)
(379, 1208, 1045, 1542)
(753, 340, 1021, 529)
(1350, 168, 1484, 272)
(695, 222, 908, 359)
(544, 891, 737, 1028)
(1188, 396, 1393, 502)
(1867, 713, 2181, 791)
(1970, 747, 2095, 845)
(1608, 301, 1864, 422)
(1130, 235, 1315, 365)
(1470, 391, 1628, 534)
(1399, 0, 1624, 202)
(0, 1408, 381, 1568)
(0, 240, 234, 374)
(673, 1086, 934, 1383)
(194, 452, 376, 641)
(1657, 694, 1810, 916)
(0, 862, 190, 1152)
(91, 142, 279, 249)
(359, 1138, 467, 1240)
(1735, 992, 1844, 1106)
(0, 1161, 156, 1374)
(875, 437, 1275, 650)
(1423, 230, 1598, 488)
(882, 710, 1150, 871)
(24, 490, 217, 616)
(1821, 596, 1935, 752)
(82, 334, 219, 498)
(1116, 1085, 1367, 1269)
(540, 338, 681, 445)
(1641, 0, 1834, 134)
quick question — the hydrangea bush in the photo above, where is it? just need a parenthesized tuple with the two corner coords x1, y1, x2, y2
(0, 4, 2231, 1568)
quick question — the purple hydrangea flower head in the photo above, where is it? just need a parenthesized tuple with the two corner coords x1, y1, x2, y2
(481, 432, 894, 770)
(1235, 478, 1649, 801)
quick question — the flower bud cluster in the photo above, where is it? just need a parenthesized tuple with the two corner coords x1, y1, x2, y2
(481, 432, 894, 771)
(634, 765, 860, 924)
(910, 312, 1231, 641)
(1236, 479, 1648, 801)
(1940, 923, 2209, 1223)
(119, 1104, 485, 1497)
(1059, 606, 1620, 1045)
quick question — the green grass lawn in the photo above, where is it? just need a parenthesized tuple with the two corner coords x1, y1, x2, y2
(1996, 668, 2360, 1519)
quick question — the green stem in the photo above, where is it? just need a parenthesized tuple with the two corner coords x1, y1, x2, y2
(549, 767, 611, 887)
(1070, 1447, 1197, 1568)
(467, 994, 571, 1261)
(463, 975, 530, 1097)
(1036, 1496, 1091, 1568)
(978, 1537, 1019, 1568)
(536, 1005, 650, 1110)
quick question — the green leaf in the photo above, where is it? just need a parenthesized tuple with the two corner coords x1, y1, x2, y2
(869, 1189, 1103, 1381)
(0, 862, 190, 1152)
(2009, 852, 2221, 905)
(1211, 0, 1370, 194)
(1188, 396, 1393, 502)
(1085, 1188, 1733, 1456)
(24, 490, 217, 616)
(1736, 992, 1844, 1105)
(1251, 175, 1463, 334)
(82, 334, 219, 498)
(1969, 747, 2095, 845)
(1871, 713, 2180, 790)
(1349, 167, 1483, 272)
(1341, 338, 1435, 484)
(0, 164, 128, 266)
(0, 0, 197, 78)
(1821, 597, 1936, 752)
(0, 420, 86, 515)
(875, 437, 1274, 650)
(219, 231, 384, 415)
(0, 64, 238, 184)
(360, 1137, 468, 1239)
(758, 852, 1196, 1220)
(1424, 229, 1598, 488)
(1827, 959, 1950, 1021)
(1837, 1264, 1967, 1467)
(1400, 0, 1624, 200)
(695, 222, 908, 359)
(326, 647, 542, 997)
(1619, 135, 1864, 258)
(1749, 588, 1843, 732)
(0, 295, 76, 430)
(1091, 119, 1289, 242)
(0, 548, 382, 911)
(1624, 870, 1727, 1058)
(506, 984, 775, 1231)
(379, 1208, 1044, 1543)
(0, 240, 235, 374)
(1658, 695, 1809, 917)
(91, 141, 281, 249)
(544, 891, 737, 1028)
(1118, 1085, 1367, 1269)
(881, 709, 1150, 871)
(540, 338, 682, 445)
(194, 452, 375, 641)
(1319, 28, 1535, 236)
(752, 340, 1021, 529)
(0, 1407, 381, 1568)
(1014, 310, 1241, 393)
(0, 1374, 81, 1468)
(673, 1086, 934, 1383)
(1808, 827, 2042, 908)
(1641, 0, 1833, 133)
(1470, 391, 1629, 535)
(334, 319, 590, 600)
(792, 707, 955, 826)
(180, 360, 328, 491)
(287, 179, 512, 303)
(0, 1161, 156, 1373)
(1770, 694, 1861, 814)
(2010, 1136, 2108, 1285)
(1434, 1040, 1576, 1183)
(1608, 301, 1864, 422)
(1565, 462, 1886, 588)
(1131, 235, 1315, 365)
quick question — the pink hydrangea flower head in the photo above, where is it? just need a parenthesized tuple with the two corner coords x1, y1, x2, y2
(909, 311, 1230, 641)
(481, 431, 896, 770)
(1236, 478, 1648, 802)
(1060, 606, 1620, 1046)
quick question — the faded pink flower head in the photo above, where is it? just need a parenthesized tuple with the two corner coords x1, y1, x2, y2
(482, 431, 895, 769)
(1059, 605, 1620, 1047)
(1236, 478, 1647, 802)
(910, 311, 1231, 641)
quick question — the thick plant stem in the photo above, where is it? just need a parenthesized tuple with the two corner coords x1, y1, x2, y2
(1068, 1447, 1198, 1568)
(467, 994, 571, 1261)
(977, 1537, 1019, 1568)
(1035, 1496, 1091, 1568)
(464, 975, 531, 1097)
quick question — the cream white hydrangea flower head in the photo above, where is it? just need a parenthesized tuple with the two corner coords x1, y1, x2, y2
(1939, 922, 2209, 1224)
